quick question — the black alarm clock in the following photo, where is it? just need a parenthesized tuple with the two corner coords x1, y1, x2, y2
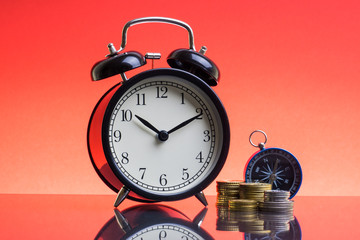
(88, 17, 230, 207)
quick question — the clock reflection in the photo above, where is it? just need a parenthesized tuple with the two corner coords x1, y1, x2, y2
(95, 204, 214, 240)
(217, 207, 301, 239)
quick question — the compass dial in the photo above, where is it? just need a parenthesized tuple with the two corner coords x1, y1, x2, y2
(244, 148, 302, 198)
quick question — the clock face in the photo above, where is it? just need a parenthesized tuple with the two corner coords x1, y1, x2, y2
(244, 148, 302, 198)
(128, 223, 204, 240)
(102, 69, 230, 200)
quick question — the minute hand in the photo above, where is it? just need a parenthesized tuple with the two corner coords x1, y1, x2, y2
(167, 112, 203, 134)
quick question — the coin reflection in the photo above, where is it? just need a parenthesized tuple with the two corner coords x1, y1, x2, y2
(216, 207, 301, 239)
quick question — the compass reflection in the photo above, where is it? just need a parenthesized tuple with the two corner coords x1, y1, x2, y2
(95, 204, 214, 240)
(216, 207, 301, 239)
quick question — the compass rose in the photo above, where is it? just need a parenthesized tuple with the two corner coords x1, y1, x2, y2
(259, 159, 286, 188)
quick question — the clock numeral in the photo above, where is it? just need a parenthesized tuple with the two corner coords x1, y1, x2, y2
(113, 130, 122, 142)
(139, 168, 146, 180)
(181, 236, 189, 240)
(196, 151, 204, 163)
(121, 109, 133, 122)
(156, 86, 168, 98)
(159, 174, 167, 186)
(121, 152, 129, 164)
(159, 230, 167, 239)
(181, 92, 185, 104)
(182, 168, 189, 180)
(203, 130, 210, 142)
(136, 93, 146, 105)
(196, 108, 203, 119)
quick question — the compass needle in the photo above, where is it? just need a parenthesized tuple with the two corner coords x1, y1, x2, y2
(261, 176, 270, 181)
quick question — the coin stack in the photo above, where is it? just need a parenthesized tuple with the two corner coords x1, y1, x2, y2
(216, 206, 240, 231)
(259, 190, 294, 213)
(264, 190, 290, 202)
(260, 212, 295, 232)
(228, 199, 258, 212)
(239, 182, 272, 202)
(216, 180, 242, 207)
(238, 219, 270, 234)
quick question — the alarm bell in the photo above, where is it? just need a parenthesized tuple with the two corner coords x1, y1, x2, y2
(91, 46, 146, 81)
(90, 17, 220, 86)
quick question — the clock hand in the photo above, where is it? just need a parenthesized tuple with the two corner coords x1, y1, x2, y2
(135, 115, 160, 134)
(167, 112, 203, 134)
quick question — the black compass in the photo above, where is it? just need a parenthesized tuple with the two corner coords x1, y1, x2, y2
(244, 130, 302, 199)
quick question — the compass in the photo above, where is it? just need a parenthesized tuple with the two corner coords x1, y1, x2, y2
(244, 130, 302, 199)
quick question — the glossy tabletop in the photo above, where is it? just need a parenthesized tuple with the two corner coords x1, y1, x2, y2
(0, 194, 359, 239)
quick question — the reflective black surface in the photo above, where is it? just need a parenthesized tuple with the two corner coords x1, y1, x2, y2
(96, 205, 213, 239)
(1, 195, 360, 239)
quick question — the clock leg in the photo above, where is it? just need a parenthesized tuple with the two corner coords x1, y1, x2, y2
(195, 191, 208, 206)
(114, 209, 132, 233)
(114, 186, 130, 207)
(192, 207, 208, 228)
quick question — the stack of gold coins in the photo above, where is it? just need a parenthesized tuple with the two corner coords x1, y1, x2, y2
(216, 180, 242, 206)
(228, 199, 258, 212)
(239, 182, 272, 202)
(229, 209, 258, 222)
(259, 190, 294, 213)
(238, 219, 270, 234)
(216, 206, 240, 231)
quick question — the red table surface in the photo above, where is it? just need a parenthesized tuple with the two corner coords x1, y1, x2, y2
(0, 194, 359, 239)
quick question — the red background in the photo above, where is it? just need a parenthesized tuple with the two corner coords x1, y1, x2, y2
(1, 0, 359, 197)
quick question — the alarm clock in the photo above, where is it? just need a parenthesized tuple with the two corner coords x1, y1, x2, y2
(88, 17, 230, 207)
(244, 130, 302, 199)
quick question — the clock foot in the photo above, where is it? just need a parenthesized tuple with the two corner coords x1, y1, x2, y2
(114, 209, 132, 233)
(195, 191, 208, 206)
(114, 186, 130, 207)
(192, 207, 208, 227)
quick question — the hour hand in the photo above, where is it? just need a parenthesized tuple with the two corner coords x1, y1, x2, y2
(135, 115, 160, 134)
